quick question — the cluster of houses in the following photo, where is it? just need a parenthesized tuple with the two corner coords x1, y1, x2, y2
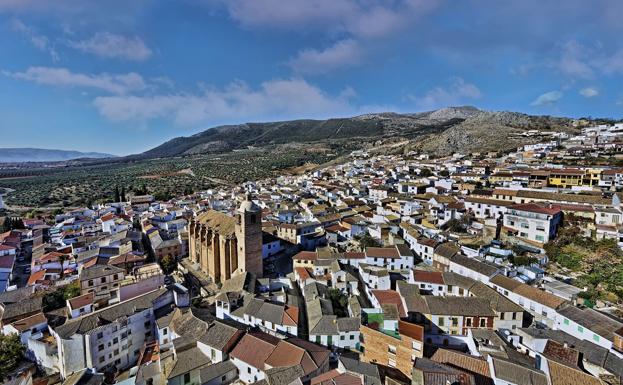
(1, 122, 623, 385)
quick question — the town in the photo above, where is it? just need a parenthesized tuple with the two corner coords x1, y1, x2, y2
(0, 121, 623, 385)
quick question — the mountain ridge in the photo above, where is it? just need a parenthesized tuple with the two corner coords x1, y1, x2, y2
(0, 148, 116, 163)
(137, 106, 576, 159)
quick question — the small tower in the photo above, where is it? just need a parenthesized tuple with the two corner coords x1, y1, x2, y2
(235, 193, 263, 277)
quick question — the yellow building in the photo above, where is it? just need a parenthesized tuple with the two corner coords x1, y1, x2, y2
(547, 169, 585, 188)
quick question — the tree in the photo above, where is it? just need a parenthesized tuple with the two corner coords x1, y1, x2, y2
(357, 233, 381, 250)
(160, 255, 177, 274)
(43, 282, 81, 311)
(327, 288, 349, 317)
(439, 169, 450, 177)
(419, 168, 433, 177)
(120, 186, 127, 203)
(114, 186, 121, 203)
(59, 254, 67, 279)
(0, 333, 25, 381)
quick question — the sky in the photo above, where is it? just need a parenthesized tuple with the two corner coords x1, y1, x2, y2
(1, 0, 623, 155)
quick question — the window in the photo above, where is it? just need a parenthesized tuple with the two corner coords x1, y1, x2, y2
(350, 334, 355, 340)
(563, 318, 570, 325)
(247, 367, 251, 374)
(578, 326, 584, 333)
(114, 349, 119, 356)
(101, 276, 106, 283)
(466, 318, 472, 327)
(593, 334, 600, 342)
(512, 312, 517, 320)
(184, 373, 191, 384)
(480, 318, 486, 327)
(113, 337, 118, 344)
(438, 317, 445, 327)
(97, 332, 104, 339)
(88, 280, 94, 286)
(451, 318, 458, 327)
(163, 328, 168, 335)
(98, 344, 104, 351)
(388, 345, 396, 355)
(99, 356, 105, 363)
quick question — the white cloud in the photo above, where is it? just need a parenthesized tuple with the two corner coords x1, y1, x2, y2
(593, 49, 623, 75)
(556, 41, 593, 78)
(554, 41, 623, 79)
(214, 0, 439, 74)
(288, 39, 362, 74)
(579, 87, 599, 98)
(531, 90, 563, 106)
(3, 67, 145, 94)
(409, 77, 482, 110)
(67, 32, 152, 61)
(218, 0, 437, 39)
(10, 19, 59, 61)
(93, 78, 356, 126)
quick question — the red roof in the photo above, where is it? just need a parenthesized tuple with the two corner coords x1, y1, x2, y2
(510, 203, 562, 215)
(365, 246, 400, 259)
(282, 305, 299, 326)
(68, 292, 94, 309)
(295, 267, 313, 281)
(293, 251, 318, 261)
(27, 269, 47, 286)
(342, 251, 365, 259)
(412, 270, 445, 285)
(39, 251, 68, 263)
(230, 332, 279, 368)
(371, 290, 406, 317)
(0, 255, 15, 269)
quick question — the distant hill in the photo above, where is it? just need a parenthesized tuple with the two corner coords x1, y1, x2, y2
(138, 106, 576, 159)
(0, 148, 115, 163)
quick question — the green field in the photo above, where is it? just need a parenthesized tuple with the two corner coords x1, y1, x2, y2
(0, 144, 348, 210)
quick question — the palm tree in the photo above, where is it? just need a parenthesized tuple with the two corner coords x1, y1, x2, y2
(59, 254, 67, 279)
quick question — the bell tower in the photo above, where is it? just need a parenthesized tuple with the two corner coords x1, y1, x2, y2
(235, 193, 263, 277)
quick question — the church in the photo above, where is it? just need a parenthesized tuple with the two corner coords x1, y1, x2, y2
(188, 194, 263, 283)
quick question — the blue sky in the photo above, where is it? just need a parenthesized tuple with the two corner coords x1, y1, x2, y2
(1, 0, 622, 155)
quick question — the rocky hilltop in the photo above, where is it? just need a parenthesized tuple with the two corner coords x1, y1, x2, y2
(139, 106, 576, 159)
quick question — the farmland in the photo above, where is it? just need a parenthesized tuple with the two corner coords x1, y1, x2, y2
(0, 143, 345, 210)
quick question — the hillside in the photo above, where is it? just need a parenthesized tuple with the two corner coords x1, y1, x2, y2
(0, 148, 115, 163)
(139, 107, 576, 159)
(0, 107, 580, 210)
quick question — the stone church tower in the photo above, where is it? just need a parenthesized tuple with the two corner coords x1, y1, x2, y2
(235, 193, 263, 277)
